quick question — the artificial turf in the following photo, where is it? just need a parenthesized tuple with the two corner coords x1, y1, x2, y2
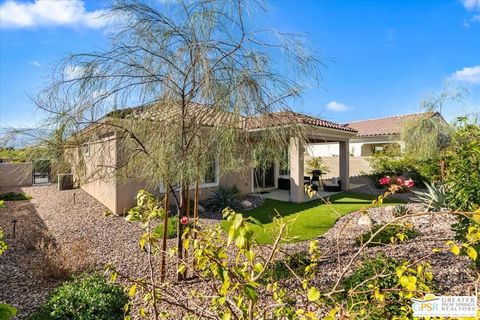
(222, 192, 404, 244)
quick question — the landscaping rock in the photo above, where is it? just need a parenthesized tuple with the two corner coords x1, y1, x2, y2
(241, 200, 253, 208)
(1, 185, 472, 319)
(357, 214, 373, 226)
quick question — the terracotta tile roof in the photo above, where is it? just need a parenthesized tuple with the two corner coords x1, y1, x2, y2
(108, 105, 356, 133)
(246, 111, 357, 133)
(107, 103, 245, 128)
(344, 112, 439, 137)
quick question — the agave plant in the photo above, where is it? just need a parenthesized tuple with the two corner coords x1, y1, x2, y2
(393, 204, 409, 217)
(412, 182, 449, 212)
(206, 185, 241, 213)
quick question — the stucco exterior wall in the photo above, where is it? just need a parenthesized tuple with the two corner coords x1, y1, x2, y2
(70, 124, 356, 212)
(114, 153, 254, 214)
(73, 132, 118, 214)
(0, 163, 33, 187)
(308, 135, 401, 157)
(305, 155, 372, 178)
(220, 165, 253, 195)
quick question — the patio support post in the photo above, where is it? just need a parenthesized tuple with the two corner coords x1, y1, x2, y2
(289, 136, 304, 203)
(339, 140, 350, 191)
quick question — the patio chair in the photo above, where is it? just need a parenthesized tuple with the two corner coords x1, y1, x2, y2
(323, 178, 342, 192)
(310, 170, 324, 191)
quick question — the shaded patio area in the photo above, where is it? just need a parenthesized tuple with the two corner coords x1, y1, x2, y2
(250, 189, 341, 202)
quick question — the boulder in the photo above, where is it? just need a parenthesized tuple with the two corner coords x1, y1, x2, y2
(357, 214, 373, 227)
(241, 200, 253, 208)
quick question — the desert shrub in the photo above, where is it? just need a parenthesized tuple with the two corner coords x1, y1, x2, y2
(153, 217, 177, 239)
(0, 228, 7, 255)
(447, 119, 480, 267)
(0, 147, 45, 163)
(0, 192, 32, 201)
(340, 254, 432, 319)
(445, 119, 480, 212)
(34, 237, 94, 280)
(28, 274, 128, 320)
(265, 251, 310, 281)
(412, 182, 448, 212)
(305, 156, 330, 175)
(401, 111, 452, 161)
(0, 304, 17, 320)
(392, 204, 408, 217)
(370, 155, 441, 188)
(414, 158, 443, 183)
(356, 224, 420, 247)
(206, 185, 241, 212)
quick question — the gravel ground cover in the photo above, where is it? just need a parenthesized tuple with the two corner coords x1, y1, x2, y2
(280, 204, 472, 295)
(0, 185, 472, 319)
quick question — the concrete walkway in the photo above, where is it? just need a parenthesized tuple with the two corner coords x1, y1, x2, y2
(252, 189, 341, 202)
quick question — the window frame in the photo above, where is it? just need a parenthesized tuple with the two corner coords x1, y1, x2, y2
(157, 158, 220, 193)
(200, 158, 220, 188)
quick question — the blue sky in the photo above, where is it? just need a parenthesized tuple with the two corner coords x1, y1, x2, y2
(0, 0, 479, 129)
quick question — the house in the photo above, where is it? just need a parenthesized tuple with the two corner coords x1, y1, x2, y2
(70, 106, 357, 215)
(308, 112, 445, 157)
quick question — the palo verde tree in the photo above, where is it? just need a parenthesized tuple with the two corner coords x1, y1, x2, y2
(27, 0, 322, 280)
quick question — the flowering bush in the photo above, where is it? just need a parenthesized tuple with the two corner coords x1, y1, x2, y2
(370, 155, 440, 187)
(378, 175, 415, 192)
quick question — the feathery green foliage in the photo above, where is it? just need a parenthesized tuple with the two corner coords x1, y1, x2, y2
(401, 113, 452, 161)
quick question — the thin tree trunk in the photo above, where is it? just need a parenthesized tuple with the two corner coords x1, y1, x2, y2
(160, 184, 169, 283)
(194, 180, 199, 231)
(186, 187, 190, 219)
(192, 180, 199, 270)
(183, 186, 190, 275)
(177, 184, 187, 281)
(147, 223, 159, 319)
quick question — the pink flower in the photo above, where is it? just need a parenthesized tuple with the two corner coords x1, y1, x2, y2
(180, 216, 189, 225)
(403, 179, 415, 188)
(396, 177, 404, 186)
(379, 176, 391, 186)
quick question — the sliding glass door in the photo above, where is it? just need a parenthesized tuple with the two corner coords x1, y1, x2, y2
(254, 162, 275, 189)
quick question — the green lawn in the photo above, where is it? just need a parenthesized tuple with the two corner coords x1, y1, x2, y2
(222, 192, 404, 244)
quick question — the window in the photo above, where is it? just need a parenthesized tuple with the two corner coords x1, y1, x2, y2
(203, 159, 218, 185)
(157, 159, 219, 193)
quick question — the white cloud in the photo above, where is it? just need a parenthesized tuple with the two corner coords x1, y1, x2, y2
(326, 101, 351, 112)
(450, 65, 480, 84)
(30, 60, 41, 67)
(461, 0, 480, 10)
(64, 65, 83, 80)
(0, 0, 107, 29)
